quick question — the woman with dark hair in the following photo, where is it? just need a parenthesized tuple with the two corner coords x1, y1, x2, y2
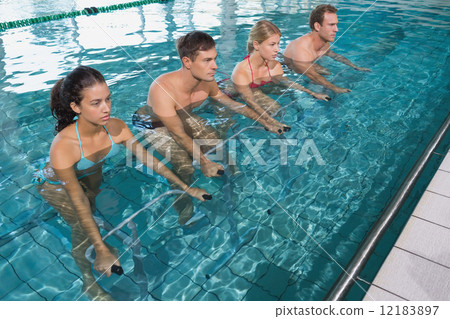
(35, 65, 210, 300)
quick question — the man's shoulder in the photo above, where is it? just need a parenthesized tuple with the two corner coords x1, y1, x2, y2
(285, 34, 315, 61)
(294, 34, 314, 49)
(286, 34, 312, 51)
(150, 71, 177, 93)
(153, 71, 177, 84)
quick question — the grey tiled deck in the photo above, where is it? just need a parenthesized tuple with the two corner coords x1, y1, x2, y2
(364, 150, 450, 301)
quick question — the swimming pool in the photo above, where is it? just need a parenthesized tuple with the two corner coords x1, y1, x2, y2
(0, 0, 449, 301)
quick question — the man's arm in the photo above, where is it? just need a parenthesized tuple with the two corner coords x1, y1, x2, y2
(285, 57, 351, 93)
(326, 50, 371, 72)
(149, 84, 224, 177)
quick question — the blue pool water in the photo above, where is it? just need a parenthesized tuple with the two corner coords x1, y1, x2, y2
(0, 0, 449, 301)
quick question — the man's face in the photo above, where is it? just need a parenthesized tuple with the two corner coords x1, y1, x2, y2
(189, 47, 218, 82)
(317, 12, 339, 42)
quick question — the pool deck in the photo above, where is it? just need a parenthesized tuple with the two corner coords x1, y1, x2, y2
(363, 149, 450, 301)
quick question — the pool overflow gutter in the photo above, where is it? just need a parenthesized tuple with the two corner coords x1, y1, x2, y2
(0, 0, 174, 31)
(325, 113, 450, 300)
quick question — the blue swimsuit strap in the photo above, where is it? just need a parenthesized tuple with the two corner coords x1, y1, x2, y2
(75, 121, 85, 158)
(103, 125, 115, 145)
(75, 121, 116, 163)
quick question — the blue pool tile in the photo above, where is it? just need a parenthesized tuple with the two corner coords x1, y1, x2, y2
(271, 238, 315, 273)
(27, 262, 80, 301)
(234, 198, 271, 224)
(108, 176, 143, 202)
(286, 251, 337, 301)
(0, 257, 23, 299)
(247, 224, 285, 261)
(56, 252, 81, 277)
(1, 282, 46, 301)
(0, 232, 33, 258)
(0, 213, 15, 237)
(1, 191, 41, 220)
(96, 187, 133, 218)
(29, 226, 70, 256)
(192, 288, 220, 301)
(8, 240, 57, 282)
(228, 246, 269, 283)
(194, 226, 230, 261)
(142, 252, 173, 289)
(244, 284, 279, 301)
(153, 236, 191, 268)
(264, 208, 298, 239)
(151, 268, 201, 300)
(107, 274, 143, 301)
(281, 276, 328, 301)
(52, 279, 90, 301)
(176, 250, 218, 286)
(202, 266, 252, 301)
(255, 263, 292, 298)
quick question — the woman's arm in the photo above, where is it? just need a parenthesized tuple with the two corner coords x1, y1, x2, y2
(50, 137, 119, 277)
(271, 62, 330, 101)
(275, 74, 331, 101)
(210, 88, 287, 135)
(231, 64, 285, 126)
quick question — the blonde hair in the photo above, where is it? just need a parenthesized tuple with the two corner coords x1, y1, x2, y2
(247, 20, 281, 53)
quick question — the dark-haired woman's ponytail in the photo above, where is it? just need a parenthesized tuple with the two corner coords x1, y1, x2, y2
(50, 78, 76, 133)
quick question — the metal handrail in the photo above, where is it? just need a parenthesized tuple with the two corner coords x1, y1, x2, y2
(325, 113, 450, 300)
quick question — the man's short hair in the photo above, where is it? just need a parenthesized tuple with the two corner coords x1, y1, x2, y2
(176, 31, 216, 61)
(309, 4, 338, 31)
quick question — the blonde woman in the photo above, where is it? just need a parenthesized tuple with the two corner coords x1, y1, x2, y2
(231, 20, 330, 120)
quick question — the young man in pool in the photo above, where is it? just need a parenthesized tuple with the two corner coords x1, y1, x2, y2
(283, 4, 370, 93)
(134, 31, 289, 224)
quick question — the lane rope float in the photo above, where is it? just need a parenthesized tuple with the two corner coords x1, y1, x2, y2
(0, 0, 173, 31)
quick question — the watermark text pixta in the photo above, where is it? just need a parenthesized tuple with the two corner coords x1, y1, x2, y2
(127, 136, 325, 174)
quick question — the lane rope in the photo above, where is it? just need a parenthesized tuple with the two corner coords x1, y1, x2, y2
(0, 0, 173, 31)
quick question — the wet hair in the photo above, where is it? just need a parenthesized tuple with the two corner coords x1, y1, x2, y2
(176, 31, 216, 61)
(309, 4, 338, 31)
(50, 66, 106, 133)
(247, 20, 281, 53)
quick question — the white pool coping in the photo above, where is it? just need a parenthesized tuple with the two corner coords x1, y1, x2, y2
(363, 149, 450, 301)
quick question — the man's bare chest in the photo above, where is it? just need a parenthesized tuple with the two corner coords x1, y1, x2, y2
(174, 90, 209, 110)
